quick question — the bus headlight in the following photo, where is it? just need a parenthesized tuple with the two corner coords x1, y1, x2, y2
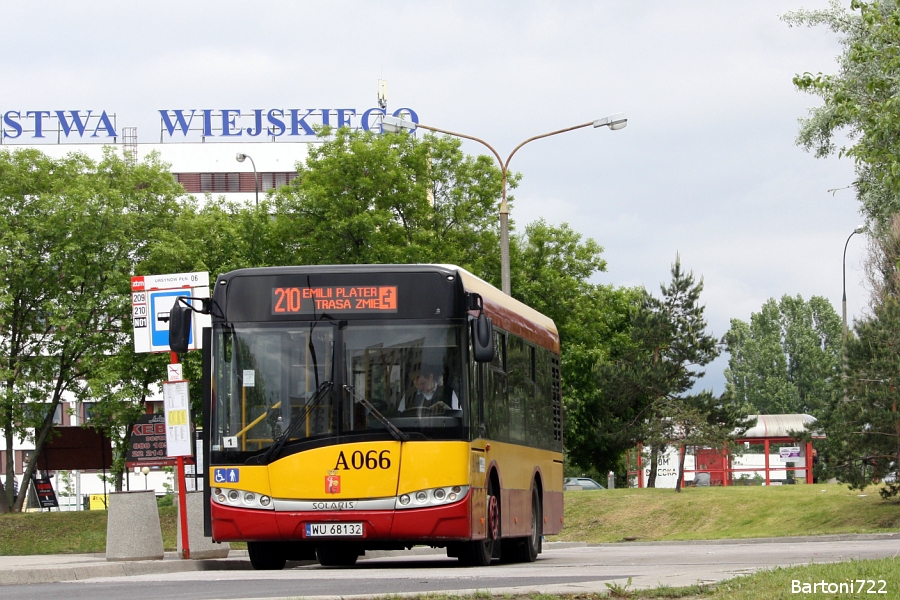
(395, 486, 469, 509)
(212, 488, 275, 510)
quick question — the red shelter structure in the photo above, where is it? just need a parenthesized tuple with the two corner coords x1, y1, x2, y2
(627, 414, 824, 488)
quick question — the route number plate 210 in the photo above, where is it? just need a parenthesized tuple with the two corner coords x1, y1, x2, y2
(305, 522, 363, 537)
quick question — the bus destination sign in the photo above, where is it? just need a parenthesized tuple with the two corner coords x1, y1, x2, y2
(272, 286, 398, 314)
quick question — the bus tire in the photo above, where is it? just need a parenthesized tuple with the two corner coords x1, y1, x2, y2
(458, 477, 499, 566)
(316, 545, 359, 566)
(523, 485, 542, 561)
(248, 541, 287, 570)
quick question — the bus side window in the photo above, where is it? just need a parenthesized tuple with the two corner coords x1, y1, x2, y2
(506, 335, 530, 444)
(485, 330, 508, 442)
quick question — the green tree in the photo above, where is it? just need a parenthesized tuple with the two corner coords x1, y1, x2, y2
(512, 220, 638, 476)
(823, 215, 900, 497)
(723, 295, 842, 417)
(0, 148, 184, 512)
(571, 256, 722, 486)
(639, 258, 722, 487)
(272, 127, 506, 278)
(828, 298, 900, 497)
(785, 0, 900, 225)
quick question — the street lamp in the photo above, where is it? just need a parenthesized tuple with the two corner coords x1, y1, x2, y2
(235, 153, 259, 207)
(381, 113, 627, 295)
(141, 466, 150, 491)
(842, 224, 865, 341)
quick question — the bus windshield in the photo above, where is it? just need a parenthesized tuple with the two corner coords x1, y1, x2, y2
(211, 321, 467, 461)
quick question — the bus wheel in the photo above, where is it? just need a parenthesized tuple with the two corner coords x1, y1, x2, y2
(316, 545, 359, 566)
(524, 485, 542, 561)
(458, 479, 499, 566)
(248, 541, 287, 570)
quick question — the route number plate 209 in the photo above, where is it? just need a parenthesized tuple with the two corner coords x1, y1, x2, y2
(305, 522, 363, 537)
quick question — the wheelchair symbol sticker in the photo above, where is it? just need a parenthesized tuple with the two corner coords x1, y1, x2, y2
(214, 468, 239, 484)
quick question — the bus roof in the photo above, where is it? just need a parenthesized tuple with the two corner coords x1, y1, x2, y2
(217, 263, 560, 352)
(444, 265, 560, 354)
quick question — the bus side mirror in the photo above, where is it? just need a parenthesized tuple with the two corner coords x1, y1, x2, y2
(472, 313, 494, 363)
(169, 298, 192, 354)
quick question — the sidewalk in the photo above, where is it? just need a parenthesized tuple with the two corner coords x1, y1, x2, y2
(0, 545, 477, 586)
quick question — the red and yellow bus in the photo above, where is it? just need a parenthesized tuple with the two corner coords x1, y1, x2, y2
(189, 264, 563, 568)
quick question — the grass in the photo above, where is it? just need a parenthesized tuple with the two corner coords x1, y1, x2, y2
(0, 506, 177, 555)
(376, 557, 900, 598)
(550, 483, 900, 543)
(1, 483, 899, 555)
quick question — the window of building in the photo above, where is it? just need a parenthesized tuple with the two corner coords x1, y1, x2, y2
(176, 172, 296, 194)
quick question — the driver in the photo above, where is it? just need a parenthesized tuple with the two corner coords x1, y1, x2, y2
(397, 363, 459, 414)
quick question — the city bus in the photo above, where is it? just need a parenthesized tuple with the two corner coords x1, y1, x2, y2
(171, 264, 563, 568)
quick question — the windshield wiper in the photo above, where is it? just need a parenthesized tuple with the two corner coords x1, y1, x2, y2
(259, 381, 333, 464)
(343, 384, 410, 442)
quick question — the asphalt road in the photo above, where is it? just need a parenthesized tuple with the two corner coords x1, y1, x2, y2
(11, 538, 900, 600)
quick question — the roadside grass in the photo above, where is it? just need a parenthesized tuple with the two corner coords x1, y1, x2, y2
(0, 506, 176, 555)
(387, 557, 900, 599)
(550, 483, 900, 543)
(1, 483, 899, 555)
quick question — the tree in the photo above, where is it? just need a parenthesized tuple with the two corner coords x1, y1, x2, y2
(827, 298, 900, 497)
(570, 256, 722, 486)
(785, 0, 900, 225)
(823, 214, 900, 497)
(642, 391, 739, 492)
(722, 295, 842, 417)
(272, 127, 506, 278)
(639, 258, 722, 487)
(0, 148, 184, 512)
(513, 220, 638, 476)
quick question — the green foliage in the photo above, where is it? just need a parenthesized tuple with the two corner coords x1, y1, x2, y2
(0, 147, 185, 511)
(828, 298, 900, 497)
(785, 1, 900, 225)
(819, 217, 900, 497)
(514, 220, 637, 477)
(567, 256, 727, 483)
(723, 295, 842, 417)
(272, 128, 506, 278)
(637, 259, 726, 488)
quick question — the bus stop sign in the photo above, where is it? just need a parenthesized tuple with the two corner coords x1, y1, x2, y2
(131, 272, 210, 353)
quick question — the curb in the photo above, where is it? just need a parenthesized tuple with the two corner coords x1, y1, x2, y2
(576, 532, 900, 547)
(0, 556, 255, 586)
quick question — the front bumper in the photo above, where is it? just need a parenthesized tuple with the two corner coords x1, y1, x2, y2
(211, 492, 472, 543)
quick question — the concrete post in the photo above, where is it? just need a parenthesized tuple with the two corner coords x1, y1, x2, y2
(106, 491, 164, 561)
(177, 491, 229, 559)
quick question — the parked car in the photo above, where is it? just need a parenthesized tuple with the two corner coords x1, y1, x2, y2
(563, 477, 605, 490)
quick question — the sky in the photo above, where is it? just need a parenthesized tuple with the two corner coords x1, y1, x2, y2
(0, 1, 865, 393)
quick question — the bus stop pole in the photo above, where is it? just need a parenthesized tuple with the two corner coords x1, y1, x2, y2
(172, 351, 191, 559)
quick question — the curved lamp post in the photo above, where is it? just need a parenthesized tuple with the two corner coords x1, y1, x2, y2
(842, 224, 865, 341)
(382, 113, 627, 295)
(236, 153, 259, 207)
